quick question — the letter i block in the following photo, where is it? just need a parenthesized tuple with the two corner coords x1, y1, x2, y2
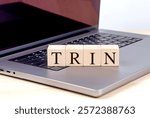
(66, 45, 84, 66)
(84, 45, 101, 66)
(47, 45, 66, 66)
(101, 45, 119, 66)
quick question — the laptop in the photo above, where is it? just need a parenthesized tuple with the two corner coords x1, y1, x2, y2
(0, 0, 150, 97)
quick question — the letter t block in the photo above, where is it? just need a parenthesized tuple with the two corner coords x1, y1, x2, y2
(47, 45, 66, 67)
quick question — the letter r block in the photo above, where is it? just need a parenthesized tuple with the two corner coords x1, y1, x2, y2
(84, 45, 101, 66)
(101, 45, 119, 66)
(47, 45, 66, 67)
(66, 45, 83, 66)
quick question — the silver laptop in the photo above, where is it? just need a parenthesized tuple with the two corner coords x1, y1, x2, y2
(0, 0, 150, 97)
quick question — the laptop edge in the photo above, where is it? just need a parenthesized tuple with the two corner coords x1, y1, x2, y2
(0, 1, 150, 97)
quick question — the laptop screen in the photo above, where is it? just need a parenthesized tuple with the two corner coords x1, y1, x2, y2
(0, 0, 100, 55)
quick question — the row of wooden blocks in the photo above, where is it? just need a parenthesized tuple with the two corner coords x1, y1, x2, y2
(47, 45, 119, 67)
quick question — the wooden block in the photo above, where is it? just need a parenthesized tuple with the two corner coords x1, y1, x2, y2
(66, 45, 83, 66)
(47, 45, 66, 66)
(101, 45, 119, 66)
(83, 45, 101, 66)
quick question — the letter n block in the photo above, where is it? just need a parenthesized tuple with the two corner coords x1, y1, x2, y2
(47, 45, 66, 66)
(84, 45, 101, 66)
(101, 45, 119, 66)
(66, 45, 83, 66)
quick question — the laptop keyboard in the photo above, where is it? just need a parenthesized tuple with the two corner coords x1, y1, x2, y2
(10, 33, 142, 71)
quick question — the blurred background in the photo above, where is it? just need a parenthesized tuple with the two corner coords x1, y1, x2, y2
(100, 0, 150, 34)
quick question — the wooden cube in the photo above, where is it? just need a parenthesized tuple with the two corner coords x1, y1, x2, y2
(66, 45, 83, 66)
(101, 45, 119, 66)
(47, 45, 66, 66)
(84, 45, 101, 66)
